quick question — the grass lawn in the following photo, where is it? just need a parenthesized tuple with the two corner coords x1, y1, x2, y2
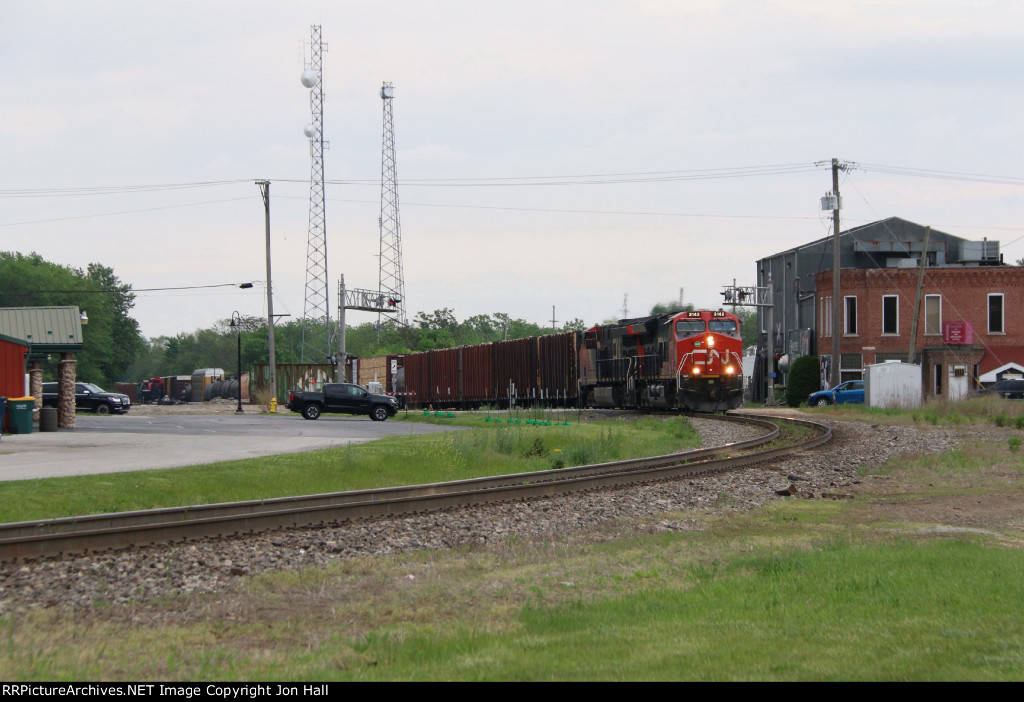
(3, 404, 1023, 680)
(0, 413, 699, 523)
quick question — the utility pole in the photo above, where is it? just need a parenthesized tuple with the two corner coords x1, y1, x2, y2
(550, 306, 558, 331)
(830, 158, 841, 390)
(256, 180, 276, 405)
(817, 157, 855, 389)
(908, 226, 932, 363)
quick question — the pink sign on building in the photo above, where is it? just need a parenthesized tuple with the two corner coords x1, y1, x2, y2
(944, 321, 974, 345)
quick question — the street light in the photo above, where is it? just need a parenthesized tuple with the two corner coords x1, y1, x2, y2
(230, 311, 244, 414)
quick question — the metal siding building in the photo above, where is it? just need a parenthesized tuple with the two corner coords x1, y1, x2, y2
(755, 218, 994, 364)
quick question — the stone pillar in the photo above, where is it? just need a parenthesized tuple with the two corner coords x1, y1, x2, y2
(28, 362, 43, 421)
(58, 354, 77, 429)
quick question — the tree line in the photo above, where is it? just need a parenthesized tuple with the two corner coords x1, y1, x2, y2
(128, 309, 588, 381)
(2, 251, 758, 386)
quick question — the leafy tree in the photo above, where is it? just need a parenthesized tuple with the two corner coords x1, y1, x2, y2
(126, 337, 169, 381)
(461, 314, 497, 344)
(131, 307, 578, 378)
(414, 308, 459, 332)
(562, 317, 588, 331)
(492, 312, 513, 340)
(730, 306, 759, 347)
(650, 300, 693, 315)
(506, 318, 546, 339)
(786, 355, 821, 407)
(0, 251, 144, 387)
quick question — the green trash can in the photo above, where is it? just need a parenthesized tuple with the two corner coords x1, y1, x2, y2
(6, 397, 34, 434)
(0, 397, 6, 435)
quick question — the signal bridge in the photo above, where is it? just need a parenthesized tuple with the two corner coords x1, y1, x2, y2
(340, 285, 401, 313)
(720, 281, 771, 307)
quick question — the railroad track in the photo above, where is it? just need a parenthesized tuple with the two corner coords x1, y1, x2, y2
(0, 413, 830, 562)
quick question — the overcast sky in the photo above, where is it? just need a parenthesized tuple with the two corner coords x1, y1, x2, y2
(3, 1, 1023, 339)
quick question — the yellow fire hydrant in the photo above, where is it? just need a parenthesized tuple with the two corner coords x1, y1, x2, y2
(269, 397, 278, 414)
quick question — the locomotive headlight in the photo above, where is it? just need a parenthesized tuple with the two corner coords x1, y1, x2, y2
(692, 367, 701, 375)
(725, 366, 735, 374)
(706, 336, 715, 347)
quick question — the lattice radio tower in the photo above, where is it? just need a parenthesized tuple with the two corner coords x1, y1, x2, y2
(378, 82, 407, 328)
(299, 25, 331, 362)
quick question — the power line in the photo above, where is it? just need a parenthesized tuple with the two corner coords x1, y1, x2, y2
(1, 282, 250, 294)
(0, 197, 253, 227)
(2, 161, 1023, 197)
(0, 180, 253, 198)
(858, 162, 1024, 186)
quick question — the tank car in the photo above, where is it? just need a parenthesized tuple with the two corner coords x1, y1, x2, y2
(577, 309, 744, 412)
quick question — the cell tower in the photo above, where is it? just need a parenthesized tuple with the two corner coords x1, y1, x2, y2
(378, 82, 407, 327)
(300, 25, 331, 362)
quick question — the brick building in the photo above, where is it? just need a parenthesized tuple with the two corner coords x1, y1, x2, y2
(816, 265, 1024, 397)
(754, 217, 1020, 401)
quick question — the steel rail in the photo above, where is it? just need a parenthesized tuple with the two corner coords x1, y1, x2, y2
(0, 413, 828, 562)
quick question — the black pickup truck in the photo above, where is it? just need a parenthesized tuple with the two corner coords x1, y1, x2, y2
(286, 383, 399, 421)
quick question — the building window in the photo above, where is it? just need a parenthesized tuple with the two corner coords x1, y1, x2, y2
(925, 295, 941, 335)
(844, 296, 857, 335)
(820, 296, 832, 338)
(882, 295, 899, 335)
(840, 353, 863, 382)
(989, 293, 1004, 334)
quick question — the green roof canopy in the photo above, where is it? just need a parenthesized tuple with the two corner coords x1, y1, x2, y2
(0, 306, 85, 358)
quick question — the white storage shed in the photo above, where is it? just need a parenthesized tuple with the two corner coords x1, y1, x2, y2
(865, 362, 922, 409)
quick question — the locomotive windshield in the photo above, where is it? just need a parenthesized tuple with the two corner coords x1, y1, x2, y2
(708, 319, 738, 335)
(675, 320, 705, 337)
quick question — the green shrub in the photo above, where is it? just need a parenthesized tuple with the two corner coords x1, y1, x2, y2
(786, 355, 821, 407)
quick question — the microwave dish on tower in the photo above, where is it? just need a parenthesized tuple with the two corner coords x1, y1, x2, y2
(299, 25, 331, 363)
(300, 69, 319, 88)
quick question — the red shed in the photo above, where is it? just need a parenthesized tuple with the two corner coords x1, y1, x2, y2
(0, 333, 29, 399)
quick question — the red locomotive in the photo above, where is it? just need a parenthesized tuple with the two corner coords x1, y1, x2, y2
(578, 309, 744, 412)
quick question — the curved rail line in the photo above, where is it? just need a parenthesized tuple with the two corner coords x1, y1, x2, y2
(0, 413, 830, 562)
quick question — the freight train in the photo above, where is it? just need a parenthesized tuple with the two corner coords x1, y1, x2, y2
(352, 309, 745, 413)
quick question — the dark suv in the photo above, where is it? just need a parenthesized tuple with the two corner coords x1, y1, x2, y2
(981, 379, 1024, 400)
(41, 382, 132, 415)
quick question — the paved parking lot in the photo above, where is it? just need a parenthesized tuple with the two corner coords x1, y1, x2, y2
(0, 408, 461, 481)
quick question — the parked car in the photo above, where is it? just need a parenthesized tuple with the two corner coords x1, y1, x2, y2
(41, 382, 132, 415)
(980, 379, 1024, 399)
(286, 383, 399, 421)
(807, 380, 865, 407)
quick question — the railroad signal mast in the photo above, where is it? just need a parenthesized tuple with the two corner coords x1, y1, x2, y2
(337, 274, 401, 379)
(719, 280, 771, 310)
(720, 279, 776, 405)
